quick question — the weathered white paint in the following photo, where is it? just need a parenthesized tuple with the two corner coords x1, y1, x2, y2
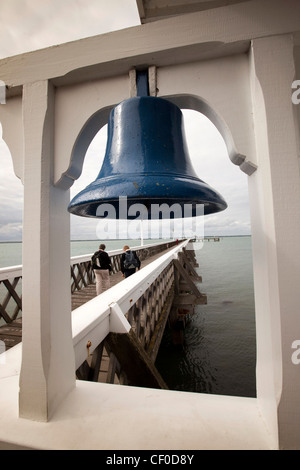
(0, 0, 299, 450)
(54, 75, 130, 188)
(157, 54, 257, 174)
(1, 0, 299, 181)
(137, 0, 253, 23)
(109, 302, 132, 334)
(249, 34, 300, 450)
(0, 0, 299, 91)
(0, 343, 22, 380)
(19, 80, 75, 421)
(0, 375, 274, 450)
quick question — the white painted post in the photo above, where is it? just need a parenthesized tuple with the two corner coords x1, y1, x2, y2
(19, 80, 75, 421)
(249, 34, 300, 449)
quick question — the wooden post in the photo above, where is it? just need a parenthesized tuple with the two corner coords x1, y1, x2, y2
(169, 256, 207, 345)
(19, 80, 75, 421)
(106, 329, 168, 389)
(250, 35, 300, 449)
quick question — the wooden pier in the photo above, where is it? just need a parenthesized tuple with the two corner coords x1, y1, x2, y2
(0, 242, 172, 349)
(0, 240, 206, 389)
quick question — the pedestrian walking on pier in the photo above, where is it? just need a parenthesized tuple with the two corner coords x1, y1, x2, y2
(121, 245, 141, 278)
(92, 243, 112, 294)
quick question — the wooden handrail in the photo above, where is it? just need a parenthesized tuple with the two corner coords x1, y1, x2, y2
(72, 240, 190, 382)
(1, 240, 203, 388)
(0, 240, 178, 325)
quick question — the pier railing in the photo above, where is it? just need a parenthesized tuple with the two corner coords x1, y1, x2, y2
(0, 239, 206, 388)
(73, 239, 205, 387)
(0, 265, 22, 326)
(70, 240, 177, 293)
(0, 240, 177, 326)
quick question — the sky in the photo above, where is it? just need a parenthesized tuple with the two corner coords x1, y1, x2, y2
(0, 0, 251, 241)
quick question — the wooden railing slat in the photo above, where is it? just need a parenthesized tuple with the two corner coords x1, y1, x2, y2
(3, 279, 22, 310)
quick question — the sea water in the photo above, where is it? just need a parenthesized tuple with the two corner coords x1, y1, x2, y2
(0, 236, 256, 397)
(155, 236, 256, 397)
(0, 238, 158, 268)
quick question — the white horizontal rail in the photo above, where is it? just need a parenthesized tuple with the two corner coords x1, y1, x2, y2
(70, 240, 172, 265)
(0, 239, 188, 371)
(0, 265, 22, 281)
(0, 240, 173, 273)
(72, 240, 189, 369)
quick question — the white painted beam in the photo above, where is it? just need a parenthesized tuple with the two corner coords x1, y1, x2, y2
(19, 80, 75, 422)
(0, 376, 275, 449)
(249, 34, 300, 450)
(137, 0, 250, 23)
(157, 55, 257, 175)
(0, 0, 300, 90)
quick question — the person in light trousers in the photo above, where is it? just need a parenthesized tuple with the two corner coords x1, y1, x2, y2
(92, 244, 112, 295)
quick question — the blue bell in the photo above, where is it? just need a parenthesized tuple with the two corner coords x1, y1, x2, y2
(68, 96, 227, 219)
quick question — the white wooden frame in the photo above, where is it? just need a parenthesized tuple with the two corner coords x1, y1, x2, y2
(0, 0, 299, 449)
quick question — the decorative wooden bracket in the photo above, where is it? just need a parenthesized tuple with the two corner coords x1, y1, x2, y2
(105, 329, 168, 389)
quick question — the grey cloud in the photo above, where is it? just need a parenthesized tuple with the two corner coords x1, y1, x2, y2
(0, 0, 140, 59)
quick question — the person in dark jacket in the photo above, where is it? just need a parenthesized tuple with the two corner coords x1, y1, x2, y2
(92, 243, 112, 294)
(121, 245, 141, 278)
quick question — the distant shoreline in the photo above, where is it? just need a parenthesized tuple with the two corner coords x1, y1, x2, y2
(0, 234, 252, 244)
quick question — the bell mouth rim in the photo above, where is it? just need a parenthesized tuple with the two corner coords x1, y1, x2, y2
(68, 197, 226, 219)
(68, 173, 227, 219)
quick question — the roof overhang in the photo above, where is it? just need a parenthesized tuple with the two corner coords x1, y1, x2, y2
(136, 0, 255, 23)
